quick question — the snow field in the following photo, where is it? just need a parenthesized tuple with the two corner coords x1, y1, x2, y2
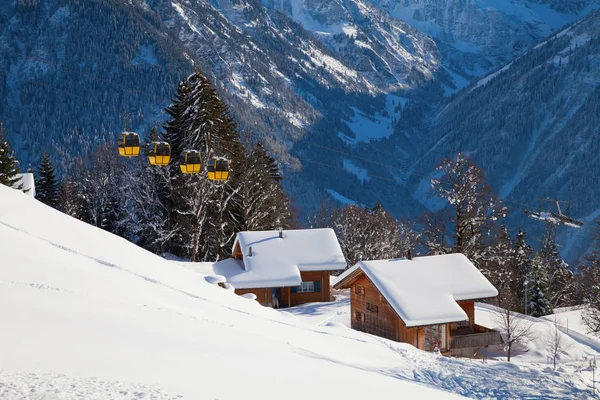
(281, 297, 600, 398)
(3, 183, 599, 399)
(0, 185, 462, 399)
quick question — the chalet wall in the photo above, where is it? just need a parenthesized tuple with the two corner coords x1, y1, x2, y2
(233, 242, 243, 260)
(344, 271, 490, 357)
(348, 274, 454, 351)
(235, 271, 332, 308)
(235, 288, 271, 306)
(449, 300, 475, 334)
(350, 275, 399, 342)
(290, 271, 330, 305)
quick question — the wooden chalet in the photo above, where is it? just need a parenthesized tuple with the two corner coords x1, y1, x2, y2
(334, 253, 503, 358)
(214, 228, 346, 308)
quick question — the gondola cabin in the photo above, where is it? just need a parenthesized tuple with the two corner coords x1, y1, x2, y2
(148, 142, 171, 166)
(207, 158, 229, 181)
(180, 150, 201, 174)
(117, 132, 141, 157)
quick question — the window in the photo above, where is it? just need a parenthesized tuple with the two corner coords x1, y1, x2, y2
(298, 281, 314, 293)
(424, 325, 447, 351)
(354, 311, 365, 323)
(354, 285, 365, 297)
(366, 302, 379, 313)
(291, 281, 320, 294)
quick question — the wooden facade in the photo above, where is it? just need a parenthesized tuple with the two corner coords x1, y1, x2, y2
(231, 241, 333, 308)
(233, 271, 331, 308)
(345, 271, 501, 357)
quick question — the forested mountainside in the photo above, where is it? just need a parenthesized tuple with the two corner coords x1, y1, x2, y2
(0, 0, 192, 171)
(2, 0, 600, 254)
(0, 0, 441, 170)
(406, 9, 600, 261)
(265, 0, 600, 91)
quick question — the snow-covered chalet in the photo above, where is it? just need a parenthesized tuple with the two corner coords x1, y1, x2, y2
(334, 253, 503, 357)
(214, 228, 346, 308)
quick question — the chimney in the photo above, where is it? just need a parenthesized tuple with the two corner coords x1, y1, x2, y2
(279, 229, 283, 239)
(407, 249, 412, 260)
(247, 246, 252, 257)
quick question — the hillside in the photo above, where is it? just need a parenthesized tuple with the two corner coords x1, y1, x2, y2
(3, 0, 600, 214)
(405, 9, 600, 260)
(2, 183, 600, 398)
(0, 184, 464, 398)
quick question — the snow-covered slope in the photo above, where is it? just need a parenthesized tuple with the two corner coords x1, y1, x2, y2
(0, 184, 465, 399)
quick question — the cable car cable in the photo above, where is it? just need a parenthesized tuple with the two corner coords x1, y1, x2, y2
(7, 69, 591, 227)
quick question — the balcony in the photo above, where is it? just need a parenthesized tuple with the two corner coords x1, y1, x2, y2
(450, 325, 503, 349)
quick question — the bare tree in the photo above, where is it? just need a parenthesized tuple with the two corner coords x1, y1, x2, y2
(494, 304, 537, 362)
(430, 153, 506, 266)
(546, 316, 569, 370)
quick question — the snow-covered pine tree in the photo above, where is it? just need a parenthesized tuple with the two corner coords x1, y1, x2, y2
(58, 177, 81, 218)
(430, 153, 505, 267)
(162, 70, 246, 261)
(514, 227, 534, 313)
(241, 142, 292, 231)
(0, 122, 23, 190)
(579, 221, 600, 333)
(526, 253, 552, 317)
(123, 127, 176, 255)
(73, 144, 127, 237)
(538, 224, 575, 308)
(482, 223, 519, 308)
(35, 152, 60, 208)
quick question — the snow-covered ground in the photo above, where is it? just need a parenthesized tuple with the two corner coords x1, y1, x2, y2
(282, 294, 600, 398)
(1, 183, 598, 399)
(0, 184, 460, 399)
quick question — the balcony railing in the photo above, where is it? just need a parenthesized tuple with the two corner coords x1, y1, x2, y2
(450, 330, 503, 349)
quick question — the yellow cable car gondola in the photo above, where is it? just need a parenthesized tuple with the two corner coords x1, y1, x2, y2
(117, 132, 141, 157)
(148, 142, 171, 166)
(180, 150, 202, 174)
(207, 157, 230, 182)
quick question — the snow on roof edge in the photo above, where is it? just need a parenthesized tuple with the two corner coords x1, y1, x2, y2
(336, 254, 498, 327)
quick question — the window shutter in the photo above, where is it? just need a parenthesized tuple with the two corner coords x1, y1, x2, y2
(314, 280, 321, 293)
(291, 286, 298, 294)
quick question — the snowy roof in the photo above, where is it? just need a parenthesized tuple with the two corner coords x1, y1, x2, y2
(215, 229, 346, 289)
(15, 173, 35, 197)
(334, 254, 498, 327)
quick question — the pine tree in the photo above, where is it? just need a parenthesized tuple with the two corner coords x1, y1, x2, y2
(35, 152, 60, 208)
(482, 223, 519, 308)
(539, 224, 575, 308)
(0, 122, 23, 190)
(579, 222, 600, 333)
(162, 70, 246, 261)
(514, 227, 534, 312)
(241, 142, 292, 231)
(58, 176, 81, 218)
(526, 253, 552, 317)
(73, 145, 127, 237)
